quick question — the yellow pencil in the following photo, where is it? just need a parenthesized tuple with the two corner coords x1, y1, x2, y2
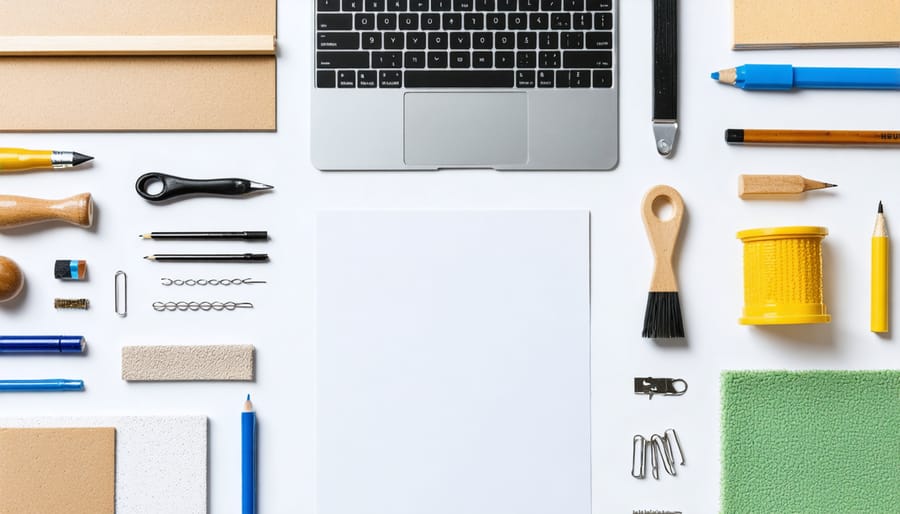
(871, 201, 889, 333)
(0, 147, 93, 172)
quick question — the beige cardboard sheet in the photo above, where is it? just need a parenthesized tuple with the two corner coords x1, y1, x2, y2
(0, 427, 116, 514)
(0, 0, 276, 131)
(734, 0, 900, 49)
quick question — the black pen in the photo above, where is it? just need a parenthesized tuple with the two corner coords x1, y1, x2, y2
(140, 231, 268, 241)
(144, 254, 269, 262)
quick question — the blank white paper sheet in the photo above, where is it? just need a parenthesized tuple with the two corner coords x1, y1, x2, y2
(316, 210, 591, 514)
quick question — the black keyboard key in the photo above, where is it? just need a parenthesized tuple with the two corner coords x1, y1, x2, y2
(450, 51, 471, 67)
(428, 51, 449, 67)
(451, 32, 471, 48)
(473, 32, 493, 48)
(541, 0, 561, 10)
(517, 51, 536, 67)
(384, 32, 405, 48)
(318, 51, 369, 68)
(387, 0, 407, 10)
(422, 13, 441, 29)
(365, 0, 385, 9)
(586, 0, 611, 9)
(358, 70, 378, 87)
(429, 32, 449, 48)
(539, 32, 559, 48)
(343, 0, 364, 11)
(561, 32, 583, 48)
(454, 0, 474, 9)
(586, 32, 612, 49)
(337, 70, 357, 87)
(406, 51, 427, 67)
(377, 13, 397, 29)
(318, 32, 361, 49)
(405, 70, 514, 87)
(318, 0, 341, 11)
(407, 32, 427, 48)
(573, 12, 591, 29)
(594, 12, 612, 29)
(473, 51, 493, 67)
(519, 0, 539, 10)
(537, 70, 554, 87)
(362, 32, 382, 48)
(356, 13, 375, 30)
(495, 51, 515, 67)
(380, 70, 402, 87)
(399, 13, 418, 29)
(530, 13, 548, 29)
(517, 31, 537, 48)
(592, 69, 612, 87)
(432, 0, 452, 9)
(411, 0, 430, 9)
(563, 50, 611, 68)
(317, 70, 336, 87)
(497, 0, 517, 10)
(571, 69, 590, 87)
(442, 13, 462, 29)
(516, 70, 536, 87)
(556, 70, 570, 87)
(508, 13, 527, 29)
(464, 13, 485, 29)
(487, 13, 505, 29)
(372, 51, 403, 67)
(565, 0, 584, 9)
(476, 0, 496, 9)
(495, 32, 515, 48)
(539, 50, 560, 67)
(551, 13, 571, 29)
(318, 14, 353, 30)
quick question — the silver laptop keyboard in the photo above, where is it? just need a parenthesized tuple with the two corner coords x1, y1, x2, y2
(315, 0, 614, 89)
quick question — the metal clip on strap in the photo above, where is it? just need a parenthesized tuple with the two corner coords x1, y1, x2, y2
(634, 377, 687, 399)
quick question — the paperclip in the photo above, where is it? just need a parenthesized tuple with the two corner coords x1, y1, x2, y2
(632, 435, 647, 479)
(652, 434, 677, 476)
(665, 428, 685, 465)
(649, 437, 661, 479)
(115, 271, 127, 317)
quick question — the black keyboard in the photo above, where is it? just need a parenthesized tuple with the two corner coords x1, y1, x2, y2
(315, 0, 614, 89)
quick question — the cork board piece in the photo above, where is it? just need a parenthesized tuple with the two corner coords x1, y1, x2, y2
(734, 0, 900, 49)
(122, 344, 256, 381)
(0, 427, 116, 514)
(0, 416, 208, 514)
(0, 0, 276, 131)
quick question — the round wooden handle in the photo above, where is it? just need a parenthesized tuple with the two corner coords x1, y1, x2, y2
(0, 256, 24, 303)
(641, 185, 685, 292)
(0, 192, 93, 229)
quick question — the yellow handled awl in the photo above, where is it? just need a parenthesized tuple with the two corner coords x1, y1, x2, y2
(0, 147, 93, 172)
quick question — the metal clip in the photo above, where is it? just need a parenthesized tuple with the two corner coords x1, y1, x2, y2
(632, 435, 647, 479)
(634, 377, 688, 399)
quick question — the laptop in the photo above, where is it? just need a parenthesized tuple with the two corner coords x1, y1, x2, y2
(311, 0, 618, 171)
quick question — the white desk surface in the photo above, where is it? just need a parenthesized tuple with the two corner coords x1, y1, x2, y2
(0, 1, 898, 512)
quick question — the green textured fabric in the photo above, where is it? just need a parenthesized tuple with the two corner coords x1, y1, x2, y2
(721, 370, 900, 514)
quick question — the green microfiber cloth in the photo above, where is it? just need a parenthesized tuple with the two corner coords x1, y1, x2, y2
(721, 370, 900, 514)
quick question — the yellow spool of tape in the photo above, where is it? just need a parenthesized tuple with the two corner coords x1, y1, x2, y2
(737, 226, 831, 325)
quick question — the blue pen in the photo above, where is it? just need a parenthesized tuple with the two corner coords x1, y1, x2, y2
(712, 64, 900, 91)
(242, 394, 257, 514)
(0, 335, 85, 353)
(0, 379, 84, 391)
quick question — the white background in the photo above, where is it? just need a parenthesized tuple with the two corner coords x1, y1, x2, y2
(0, 1, 898, 512)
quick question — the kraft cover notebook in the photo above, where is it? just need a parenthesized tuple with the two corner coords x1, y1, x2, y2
(721, 370, 900, 513)
(0, 0, 276, 131)
(317, 210, 591, 514)
(733, 0, 900, 49)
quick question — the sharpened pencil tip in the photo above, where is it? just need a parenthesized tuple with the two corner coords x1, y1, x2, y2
(71, 152, 93, 166)
(824, 183, 837, 189)
(246, 393, 251, 401)
(711, 71, 719, 80)
(879, 201, 884, 214)
(143, 255, 153, 260)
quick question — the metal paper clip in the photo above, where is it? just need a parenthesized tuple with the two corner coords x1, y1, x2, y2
(665, 428, 685, 465)
(634, 377, 688, 399)
(632, 435, 647, 478)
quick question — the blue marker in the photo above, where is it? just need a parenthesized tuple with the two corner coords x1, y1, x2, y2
(242, 394, 257, 514)
(0, 379, 84, 392)
(712, 64, 900, 91)
(0, 335, 85, 353)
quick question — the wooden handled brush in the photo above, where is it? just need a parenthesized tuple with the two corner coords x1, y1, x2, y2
(0, 192, 93, 229)
(641, 185, 685, 338)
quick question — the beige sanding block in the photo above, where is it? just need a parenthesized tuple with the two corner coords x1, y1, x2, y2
(0, 427, 115, 514)
(734, 0, 900, 49)
(122, 344, 255, 381)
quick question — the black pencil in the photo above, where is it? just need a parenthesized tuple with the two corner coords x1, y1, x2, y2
(144, 254, 269, 262)
(140, 231, 268, 240)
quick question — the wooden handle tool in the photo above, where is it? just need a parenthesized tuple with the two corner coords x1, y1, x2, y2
(0, 192, 93, 229)
(0, 256, 24, 303)
(642, 185, 685, 292)
(739, 174, 836, 199)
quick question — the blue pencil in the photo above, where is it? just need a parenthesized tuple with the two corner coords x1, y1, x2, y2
(0, 335, 85, 353)
(712, 64, 900, 90)
(242, 394, 257, 514)
(0, 379, 84, 391)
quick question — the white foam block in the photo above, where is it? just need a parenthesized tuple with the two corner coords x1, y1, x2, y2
(317, 210, 592, 514)
(0, 416, 207, 514)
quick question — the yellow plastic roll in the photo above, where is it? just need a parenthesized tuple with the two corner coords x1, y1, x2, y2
(737, 226, 831, 325)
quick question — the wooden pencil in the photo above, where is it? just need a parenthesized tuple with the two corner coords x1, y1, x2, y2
(726, 129, 900, 146)
(738, 175, 836, 199)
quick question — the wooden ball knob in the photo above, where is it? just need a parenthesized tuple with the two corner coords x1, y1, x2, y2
(0, 256, 24, 303)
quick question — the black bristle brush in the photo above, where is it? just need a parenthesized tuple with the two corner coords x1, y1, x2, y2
(641, 185, 686, 338)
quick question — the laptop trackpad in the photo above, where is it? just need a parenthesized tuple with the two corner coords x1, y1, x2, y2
(404, 92, 528, 167)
